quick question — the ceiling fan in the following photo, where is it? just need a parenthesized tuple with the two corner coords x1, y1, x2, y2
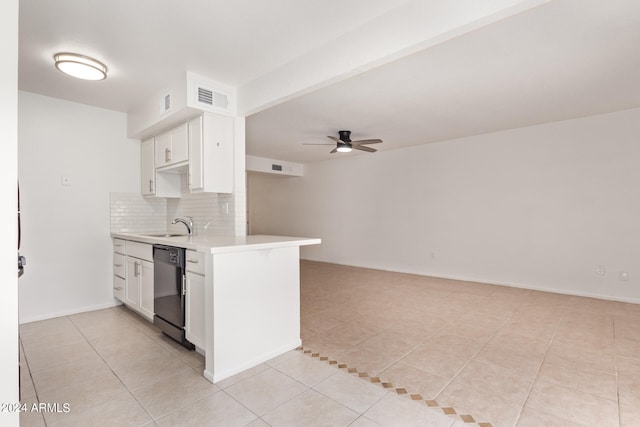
(304, 130, 383, 153)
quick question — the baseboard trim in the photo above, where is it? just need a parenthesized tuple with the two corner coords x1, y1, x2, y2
(19, 300, 123, 324)
(300, 258, 640, 305)
(205, 339, 302, 384)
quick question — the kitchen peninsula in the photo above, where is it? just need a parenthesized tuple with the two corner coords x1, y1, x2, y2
(111, 232, 321, 383)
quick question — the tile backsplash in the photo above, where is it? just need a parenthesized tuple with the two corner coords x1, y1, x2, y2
(110, 193, 167, 232)
(167, 192, 235, 236)
(110, 192, 236, 236)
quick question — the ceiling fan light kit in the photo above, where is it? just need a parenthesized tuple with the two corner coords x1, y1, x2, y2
(303, 130, 383, 154)
(336, 142, 352, 153)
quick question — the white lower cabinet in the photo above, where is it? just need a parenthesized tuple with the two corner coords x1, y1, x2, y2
(118, 240, 155, 321)
(113, 239, 126, 302)
(113, 275, 125, 302)
(138, 260, 154, 320)
(185, 250, 205, 349)
(125, 257, 154, 321)
(125, 257, 140, 308)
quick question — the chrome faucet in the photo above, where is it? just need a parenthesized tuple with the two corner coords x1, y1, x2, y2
(172, 216, 193, 235)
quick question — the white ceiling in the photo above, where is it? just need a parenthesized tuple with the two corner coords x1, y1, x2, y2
(246, 0, 640, 163)
(18, 0, 408, 112)
(18, 0, 640, 164)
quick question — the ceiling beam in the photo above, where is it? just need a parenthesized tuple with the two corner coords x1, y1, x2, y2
(237, 0, 550, 117)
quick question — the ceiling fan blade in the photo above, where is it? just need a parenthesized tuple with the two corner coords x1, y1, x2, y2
(353, 145, 376, 153)
(327, 136, 340, 142)
(302, 142, 335, 145)
(352, 139, 382, 145)
(329, 147, 338, 154)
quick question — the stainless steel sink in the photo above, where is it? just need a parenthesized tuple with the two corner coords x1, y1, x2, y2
(141, 233, 188, 238)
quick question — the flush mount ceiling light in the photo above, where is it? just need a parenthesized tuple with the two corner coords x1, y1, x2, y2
(54, 52, 107, 80)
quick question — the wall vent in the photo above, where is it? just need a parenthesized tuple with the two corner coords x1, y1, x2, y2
(197, 87, 213, 105)
(163, 93, 171, 113)
(195, 85, 229, 111)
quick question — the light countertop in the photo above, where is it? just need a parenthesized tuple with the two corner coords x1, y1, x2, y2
(111, 232, 321, 254)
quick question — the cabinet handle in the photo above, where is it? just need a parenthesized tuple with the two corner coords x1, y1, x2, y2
(149, 179, 153, 192)
(114, 263, 123, 267)
(114, 286, 123, 290)
(165, 148, 171, 162)
(114, 244, 123, 247)
(182, 275, 186, 296)
(134, 261, 140, 277)
(188, 173, 191, 185)
(187, 259, 199, 264)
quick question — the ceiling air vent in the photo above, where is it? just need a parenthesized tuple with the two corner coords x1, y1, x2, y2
(195, 85, 229, 111)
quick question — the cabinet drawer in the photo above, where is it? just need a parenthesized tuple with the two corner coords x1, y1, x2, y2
(113, 239, 126, 254)
(113, 253, 125, 278)
(185, 250, 205, 275)
(126, 241, 153, 262)
(113, 275, 125, 302)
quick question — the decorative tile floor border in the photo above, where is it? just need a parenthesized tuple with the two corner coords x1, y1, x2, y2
(296, 346, 494, 427)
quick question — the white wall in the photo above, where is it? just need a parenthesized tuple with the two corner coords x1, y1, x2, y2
(18, 92, 140, 323)
(0, 0, 19, 424)
(249, 108, 640, 303)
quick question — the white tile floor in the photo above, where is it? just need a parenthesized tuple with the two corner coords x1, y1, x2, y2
(299, 261, 640, 427)
(19, 260, 640, 426)
(19, 304, 459, 427)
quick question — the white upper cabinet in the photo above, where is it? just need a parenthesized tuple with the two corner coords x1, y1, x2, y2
(141, 135, 181, 199)
(141, 138, 155, 196)
(188, 117, 204, 191)
(188, 114, 233, 194)
(140, 114, 233, 198)
(155, 123, 188, 169)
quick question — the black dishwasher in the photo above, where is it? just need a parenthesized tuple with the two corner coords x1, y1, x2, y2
(153, 245, 194, 350)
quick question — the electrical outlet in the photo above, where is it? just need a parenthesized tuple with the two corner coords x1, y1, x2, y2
(596, 265, 605, 275)
(619, 271, 629, 281)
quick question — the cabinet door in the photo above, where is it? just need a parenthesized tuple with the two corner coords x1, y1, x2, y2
(200, 113, 233, 193)
(185, 271, 205, 349)
(125, 257, 140, 309)
(155, 131, 172, 168)
(155, 124, 188, 168)
(170, 123, 189, 164)
(138, 260, 154, 321)
(141, 138, 155, 195)
(188, 116, 204, 191)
